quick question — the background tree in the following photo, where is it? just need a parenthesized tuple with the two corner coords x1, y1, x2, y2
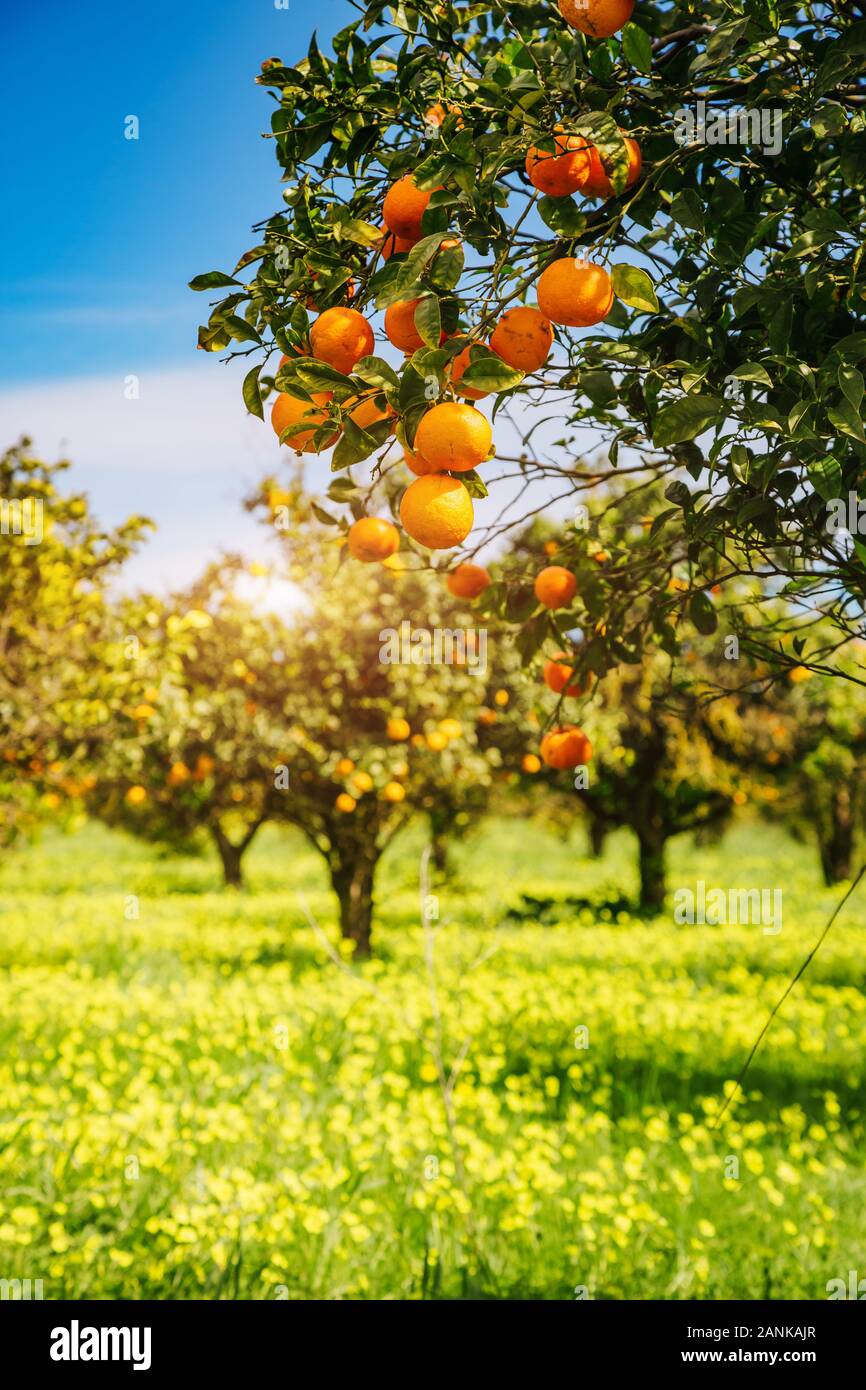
(0, 438, 149, 852)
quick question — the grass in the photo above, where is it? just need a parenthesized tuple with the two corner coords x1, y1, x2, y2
(0, 816, 864, 1300)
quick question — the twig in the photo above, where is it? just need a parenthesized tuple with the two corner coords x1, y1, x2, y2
(711, 863, 866, 1130)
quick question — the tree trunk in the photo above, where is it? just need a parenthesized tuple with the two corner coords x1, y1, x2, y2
(818, 787, 855, 885)
(588, 816, 607, 859)
(212, 821, 261, 889)
(636, 826, 667, 911)
(330, 850, 378, 958)
(429, 812, 450, 877)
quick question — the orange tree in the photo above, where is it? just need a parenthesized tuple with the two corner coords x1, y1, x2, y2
(0, 438, 149, 851)
(83, 579, 292, 887)
(243, 482, 533, 952)
(194, 1, 866, 700)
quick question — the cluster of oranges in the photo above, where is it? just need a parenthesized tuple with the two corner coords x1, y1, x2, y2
(332, 715, 466, 813)
(266, 0, 638, 772)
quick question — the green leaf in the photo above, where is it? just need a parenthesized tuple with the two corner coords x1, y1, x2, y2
(222, 315, 261, 345)
(311, 503, 340, 526)
(242, 365, 264, 421)
(294, 359, 355, 393)
(330, 417, 379, 471)
(189, 271, 241, 291)
(414, 295, 442, 349)
(689, 592, 718, 636)
(611, 264, 658, 314)
(808, 455, 842, 502)
(653, 396, 723, 447)
(538, 197, 587, 238)
(459, 470, 489, 499)
(732, 362, 773, 388)
(461, 349, 524, 393)
(670, 190, 704, 233)
(329, 211, 382, 247)
(621, 23, 652, 74)
(839, 366, 864, 412)
(353, 356, 400, 390)
(828, 401, 866, 445)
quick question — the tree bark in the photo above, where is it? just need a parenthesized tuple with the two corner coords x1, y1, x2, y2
(211, 820, 262, 889)
(330, 850, 378, 958)
(636, 825, 667, 911)
(429, 811, 450, 877)
(818, 786, 855, 885)
(588, 815, 607, 859)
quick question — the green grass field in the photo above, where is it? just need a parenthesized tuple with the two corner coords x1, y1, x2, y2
(1, 818, 864, 1300)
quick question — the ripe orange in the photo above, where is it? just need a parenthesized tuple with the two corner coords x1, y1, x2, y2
(347, 517, 400, 562)
(382, 175, 435, 241)
(580, 136, 642, 200)
(400, 474, 474, 549)
(404, 448, 439, 476)
(522, 753, 542, 774)
(489, 306, 553, 373)
(525, 131, 591, 197)
(387, 717, 411, 741)
(194, 754, 215, 779)
(351, 770, 374, 793)
(559, 0, 634, 38)
(167, 761, 190, 787)
(448, 346, 488, 401)
(335, 792, 357, 813)
(272, 392, 339, 452)
(543, 540, 559, 556)
(383, 781, 406, 803)
(335, 758, 355, 776)
(540, 725, 593, 769)
(414, 402, 492, 473)
(447, 562, 490, 598)
(345, 393, 394, 431)
(543, 652, 590, 697)
(310, 307, 374, 374)
(535, 566, 578, 609)
(537, 258, 614, 327)
(385, 299, 428, 353)
(125, 785, 147, 805)
(426, 730, 448, 751)
(378, 224, 417, 259)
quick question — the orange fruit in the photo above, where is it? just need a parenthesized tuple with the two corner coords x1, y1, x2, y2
(382, 175, 434, 241)
(414, 402, 492, 473)
(522, 754, 542, 774)
(400, 474, 474, 549)
(347, 516, 400, 562)
(404, 448, 439, 476)
(345, 393, 394, 431)
(448, 346, 488, 401)
(194, 754, 215, 779)
(447, 562, 490, 598)
(310, 307, 374, 374)
(125, 785, 147, 805)
(543, 540, 559, 556)
(543, 652, 590, 697)
(535, 566, 578, 609)
(378, 224, 416, 259)
(387, 717, 411, 741)
(335, 792, 357, 813)
(426, 730, 448, 751)
(335, 757, 355, 776)
(525, 131, 591, 197)
(351, 771, 374, 793)
(558, 0, 634, 38)
(537, 258, 614, 327)
(383, 781, 406, 803)
(385, 298, 428, 353)
(489, 306, 553, 373)
(167, 761, 190, 787)
(271, 392, 339, 452)
(540, 725, 593, 769)
(580, 137, 642, 200)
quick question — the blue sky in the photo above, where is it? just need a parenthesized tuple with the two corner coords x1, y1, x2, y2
(1, 0, 348, 383)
